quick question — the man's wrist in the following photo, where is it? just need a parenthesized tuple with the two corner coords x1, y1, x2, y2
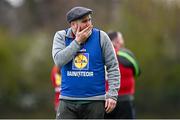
(75, 39, 82, 45)
(106, 94, 118, 101)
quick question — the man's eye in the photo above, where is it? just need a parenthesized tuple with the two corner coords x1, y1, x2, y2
(82, 18, 91, 23)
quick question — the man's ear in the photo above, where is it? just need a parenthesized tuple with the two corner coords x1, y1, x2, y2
(70, 21, 75, 27)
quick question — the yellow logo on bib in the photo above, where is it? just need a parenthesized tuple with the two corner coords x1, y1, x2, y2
(73, 53, 89, 70)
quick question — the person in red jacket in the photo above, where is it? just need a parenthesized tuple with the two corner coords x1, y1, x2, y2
(51, 65, 61, 111)
(105, 31, 141, 119)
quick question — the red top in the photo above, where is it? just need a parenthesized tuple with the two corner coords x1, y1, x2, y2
(106, 64, 135, 95)
(51, 66, 59, 88)
(51, 66, 61, 111)
(118, 63, 135, 95)
(106, 49, 135, 96)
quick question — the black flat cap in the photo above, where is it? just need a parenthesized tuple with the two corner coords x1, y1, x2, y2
(66, 6, 92, 23)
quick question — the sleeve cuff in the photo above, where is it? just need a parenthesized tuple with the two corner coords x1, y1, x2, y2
(105, 94, 118, 101)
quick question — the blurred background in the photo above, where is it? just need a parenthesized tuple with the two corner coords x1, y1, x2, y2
(0, 0, 180, 118)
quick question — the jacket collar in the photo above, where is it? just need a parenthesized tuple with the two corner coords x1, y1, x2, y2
(65, 28, 75, 39)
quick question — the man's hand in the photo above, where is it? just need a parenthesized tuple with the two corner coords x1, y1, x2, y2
(75, 25, 93, 44)
(105, 98, 117, 113)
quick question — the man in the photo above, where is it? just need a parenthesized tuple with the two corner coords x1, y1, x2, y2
(105, 31, 141, 119)
(52, 7, 120, 119)
(50, 65, 61, 111)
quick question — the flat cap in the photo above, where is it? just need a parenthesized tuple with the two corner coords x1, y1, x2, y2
(66, 6, 92, 23)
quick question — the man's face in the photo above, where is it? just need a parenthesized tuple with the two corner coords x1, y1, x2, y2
(71, 14, 92, 33)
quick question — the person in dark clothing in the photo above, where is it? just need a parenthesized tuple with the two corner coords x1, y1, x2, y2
(105, 31, 141, 119)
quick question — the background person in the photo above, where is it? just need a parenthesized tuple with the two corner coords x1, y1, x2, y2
(50, 65, 61, 111)
(105, 31, 141, 119)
